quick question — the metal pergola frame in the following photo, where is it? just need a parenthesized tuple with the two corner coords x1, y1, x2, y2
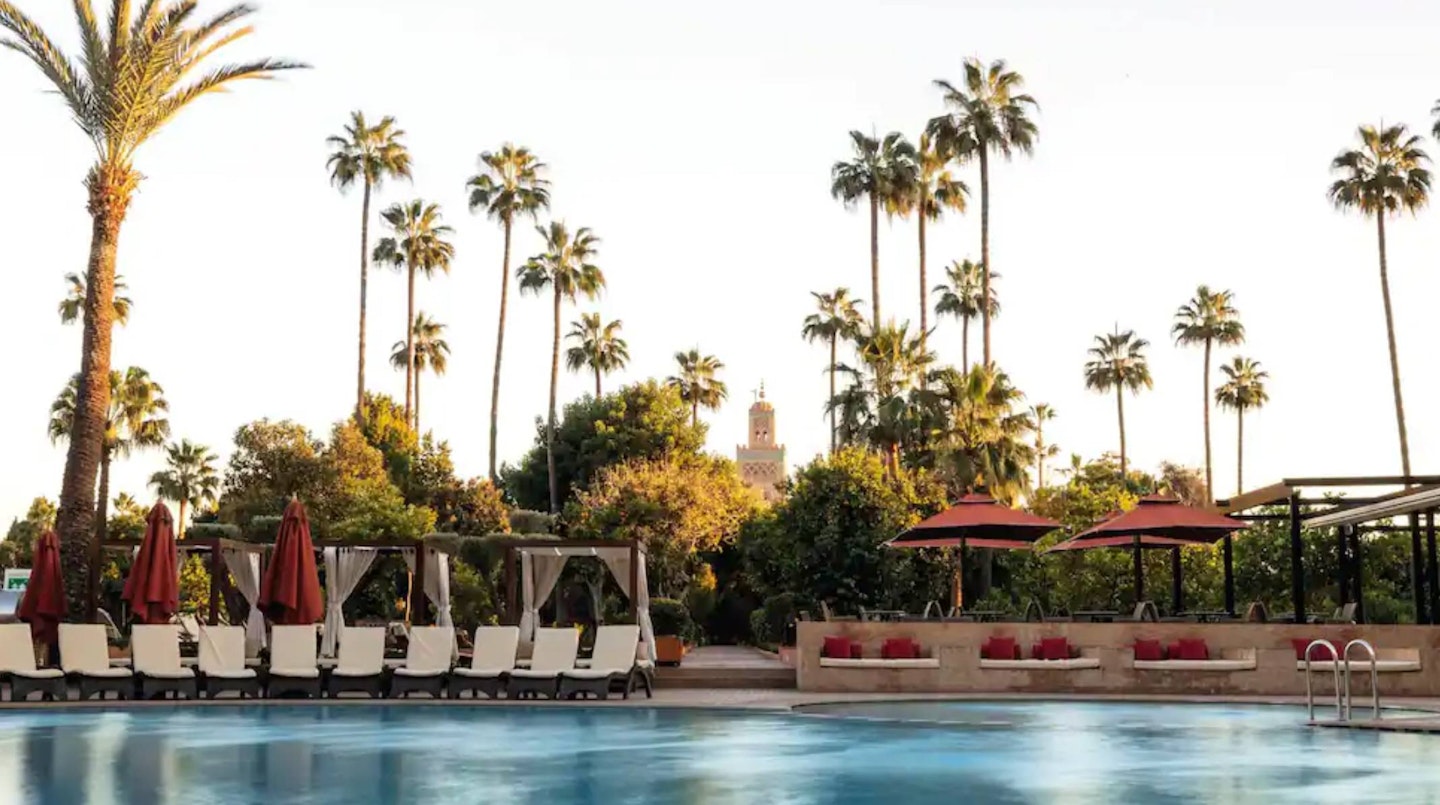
(100, 537, 266, 626)
(1216, 475, 1440, 624)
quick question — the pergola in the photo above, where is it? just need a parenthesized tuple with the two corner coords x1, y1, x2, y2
(1217, 475, 1440, 624)
(496, 539, 654, 658)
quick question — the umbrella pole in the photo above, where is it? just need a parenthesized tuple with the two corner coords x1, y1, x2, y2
(953, 540, 967, 614)
(1132, 535, 1144, 607)
(1170, 547, 1182, 615)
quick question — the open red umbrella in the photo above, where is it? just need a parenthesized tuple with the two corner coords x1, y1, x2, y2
(258, 499, 323, 625)
(122, 502, 179, 624)
(887, 493, 1061, 610)
(18, 530, 67, 645)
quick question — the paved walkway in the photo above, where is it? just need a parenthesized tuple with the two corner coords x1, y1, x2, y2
(681, 645, 788, 669)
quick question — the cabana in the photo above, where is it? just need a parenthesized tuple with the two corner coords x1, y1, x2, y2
(497, 539, 655, 661)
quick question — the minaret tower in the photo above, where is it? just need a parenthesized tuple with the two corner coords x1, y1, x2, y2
(736, 383, 786, 502)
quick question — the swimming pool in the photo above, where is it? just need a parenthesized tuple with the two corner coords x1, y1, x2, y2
(0, 702, 1436, 804)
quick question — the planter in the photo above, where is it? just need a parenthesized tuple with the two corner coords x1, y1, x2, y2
(654, 635, 687, 666)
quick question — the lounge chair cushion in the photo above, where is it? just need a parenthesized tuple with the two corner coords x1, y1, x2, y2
(143, 668, 196, 679)
(60, 624, 119, 675)
(468, 626, 520, 674)
(12, 668, 66, 679)
(1133, 639, 1164, 661)
(522, 628, 581, 676)
(393, 666, 444, 678)
(204, 668, 257, 680)
(82, 667, 134, 679)
(570, 625, 641, 676)
(333, 627, 386, 675)
(508, 667, 566, 679)
(199, 626, 252, 677)
(452, 666, 507, 678)
(563, 668, 619, 680)
(1292, 639, 1336, 660)
(401, 627, 454, 675)
(132, 625, 190, 678)
(269, 667, 320, 679)
(270, 626, 319, 676)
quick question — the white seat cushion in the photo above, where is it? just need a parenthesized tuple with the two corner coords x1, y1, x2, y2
(331, 667, 383, 678)
(508, 668, 562, 679)
(269, 667, 320, 679)
(393, 667, 444, 678)
(819, 658, 941, 669)
(452, 667, 506, 678)
(563, 668, 621, 680)
(980, 658, 1102, 671)
(204, 669, 257, 680)
(1298, 659, 1421, 673)
(143, 668, 195, 679)
(83, 667, 133, 679)
(1134, 659, 1256, 671)
(11, 668, 65, 679)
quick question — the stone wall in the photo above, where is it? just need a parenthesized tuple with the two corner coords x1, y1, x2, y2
(797, 621, 1440, 697)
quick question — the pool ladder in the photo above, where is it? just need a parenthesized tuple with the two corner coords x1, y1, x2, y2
(1303, 639, 1381, 722)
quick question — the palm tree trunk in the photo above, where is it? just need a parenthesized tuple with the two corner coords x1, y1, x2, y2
(546, 286, 562, 513)
(1376, 213, 1412, 477)
(918, 202, 928, 385)
(414, 370, 422, 436)
(962, 316, 970, 371)
(1236, 408, 1244, 495)
(356, 179, 372, 421)
(58, 169, 129, 613)
(405, 266, 416, 426)
(178, 499, 188, 541)
(89, 449, 112, 617)
(978, 146, 992, 367)
(692, 399, 700, 430)
(869, 193, 881, 324)
(595, 365, 602, 398)
(1036, 423, 1045, 489)
(828, 335, 837, 453)
(1202, 338, 1213, 505)
(488, 216, 513, 483)
(1116, 387, 1128, 479)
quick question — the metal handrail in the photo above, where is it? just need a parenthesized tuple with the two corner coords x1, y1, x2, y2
(1304, 639, 1343, 721)
(1343, 639, 1381, 721)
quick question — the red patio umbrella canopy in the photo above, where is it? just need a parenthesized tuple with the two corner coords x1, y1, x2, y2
(18, 530, 67, 645)
(1066, 495, 1244, 544)
(1047, 533, 1192, 552)
(123, 502, 180, 624)
(258, 499, 324, 625)
(888, 493, 1062, 550)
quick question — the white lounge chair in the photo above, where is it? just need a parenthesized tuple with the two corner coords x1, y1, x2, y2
(267, 625, 321, 698)
(559, 624, 643, 700)
(198, 625, 260, 699)
(0, 623, 66, 702)
(132, 624, 198, 700)
(326, 627, 387, 699)
(506, 628, 580, 699)
(389, 626, 453, 698)
(449, 626, 519, 699)
(60, 623, 133, 700)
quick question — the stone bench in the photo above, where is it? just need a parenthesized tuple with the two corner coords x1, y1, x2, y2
(1132, 648, 1256, 671)
(1297, 648, 1421, 673)
(979, 657, 1101, 671)
(819, 657, 940, 670)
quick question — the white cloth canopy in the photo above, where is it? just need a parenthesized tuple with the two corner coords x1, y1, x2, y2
(404, 547, 456, 658)
(519, 552, 569, 642)
(599, 550, 656, 661)
(321, 547, 379, 658)
(220, 546, 266, 656)
(519, 544, 654, 661)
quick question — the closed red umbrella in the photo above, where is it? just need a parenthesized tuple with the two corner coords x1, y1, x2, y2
(258, 499, 323, 625)
(18, 530, 67, 645)
(123, 502, 180, 624)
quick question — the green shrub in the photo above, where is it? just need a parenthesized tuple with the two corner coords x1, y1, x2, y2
(649, 597, 694, 641)
(185, 523, 241, 541)
(242, 515, 282, 543)
(750, 593, 797, 645)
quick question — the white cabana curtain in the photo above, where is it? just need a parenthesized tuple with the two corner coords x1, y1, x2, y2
(599, 550, 656, 662)
(220, 547, 266, 656)
(321, 547, 378, 657)
(519, 552, 569, 641)
(403, 547, 457, 658)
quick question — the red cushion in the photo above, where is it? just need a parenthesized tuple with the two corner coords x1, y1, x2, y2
(1133, 639, 1164, 661)
(1041, 637, 1069, 661)
(850, 640, 863, 659)
(882, 638, 916, 660)
(1178, 638, 1208, 661)
(823, 636, 850, 659)
(984, 637, 1017, 661)
(1293, 638, 1335, 661)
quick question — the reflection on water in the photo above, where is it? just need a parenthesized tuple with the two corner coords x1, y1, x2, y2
(0, 703, 1436, 804)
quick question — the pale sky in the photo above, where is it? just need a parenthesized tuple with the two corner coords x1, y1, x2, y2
(4, 0, 1440, 525)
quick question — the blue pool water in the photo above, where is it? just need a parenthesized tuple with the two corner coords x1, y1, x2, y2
(0, 702, 1437, 804)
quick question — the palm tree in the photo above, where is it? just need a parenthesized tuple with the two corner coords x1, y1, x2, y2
(668, 350, 729, 430)
(373, 200, 455, 427)
(59, 272, 131, 326)
(801, 288, 865, 453)
(1083, 328, 1153, 478)
(830, 131, 919, 324)
(389, 313, 450, 435)
(148, 440, 219, 539)
(467, 145, 551, 482)
(1172, 286, 1245, 505)
(519, 222, 605, 513)
(0, 2, 303, 601)
(827, 322, 934, 471)
(1328, 124, 1431, 477)
(905, 132, 967, 354)
(326, 112, 413, 420)
(933, 259, 999, 370)
(49, 367, 169, 565)
(1030, 403, 1059, 489)
(565, 313, 629, 397)
(934, 365, 1035, 502)
(1215, 357, 1270, 494)
(928, 58, 1039, 366)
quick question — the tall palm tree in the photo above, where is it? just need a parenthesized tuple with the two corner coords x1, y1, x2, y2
(148, 440, 219, 539)
(326, 112, 413, 420)
(668, 350, 729, 430)
(1030, 403, 1059, 489)
(933, 259, 999, 370)
(830, 131, 919, 324)
(1083, 328, 1152, 478)
(928, 58, 1038, 366)
(49, 367, 168, 574)
(905, 132, 967, 354)
(1328, 124, 1431, 477)
(1172, 286, 1245, 505)
(0, 1, 303, 602)
(467, 145, 551, 481)
(827, 322, 934, 471)
(565, 313, 629, 397)
(373, 200, 455, 427)
(390, 313, 450, 435)
(801, 288, 865, 453)
(934, 365, 1035, 501)
(59, 272, 130, 326)
(1215, 357, 1270, 494)
(519, 222, 604, 513)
